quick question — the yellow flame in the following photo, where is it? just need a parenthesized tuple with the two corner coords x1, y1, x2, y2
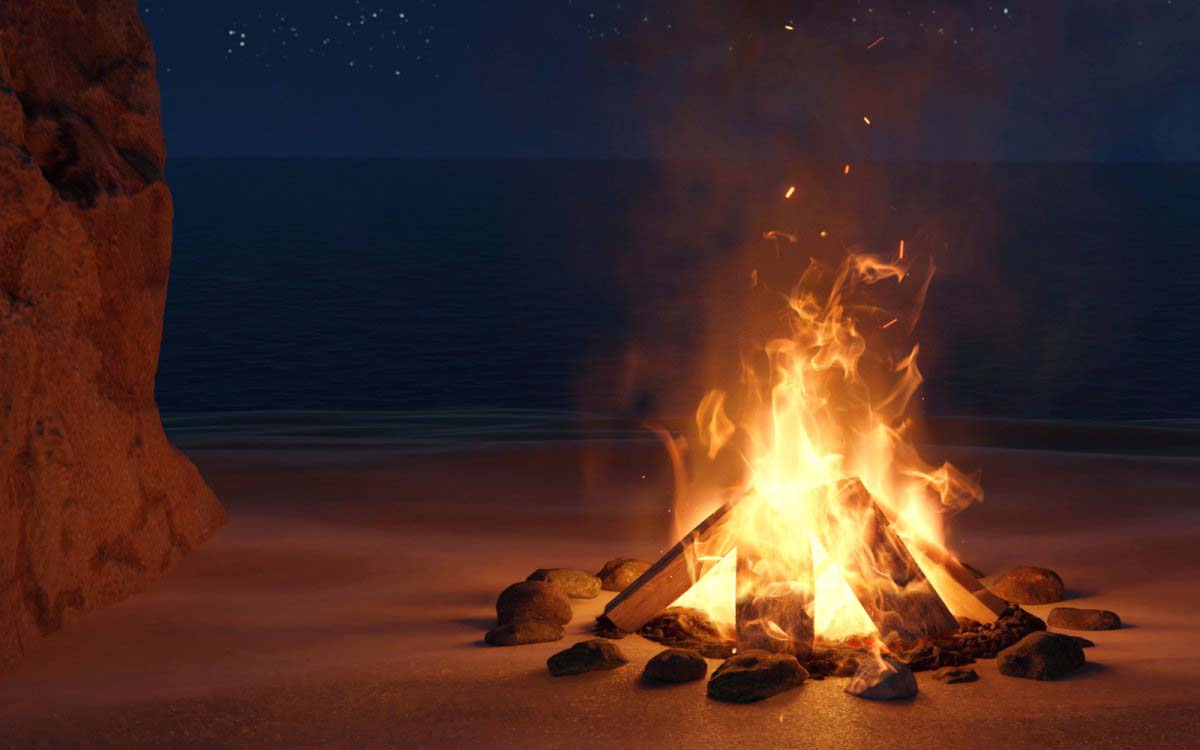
(672, 251, 982, 642)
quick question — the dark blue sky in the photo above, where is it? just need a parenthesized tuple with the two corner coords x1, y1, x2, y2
(141, 1, 1200, 159)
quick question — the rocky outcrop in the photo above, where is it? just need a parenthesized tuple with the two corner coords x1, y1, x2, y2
(0, 1, 226, 672)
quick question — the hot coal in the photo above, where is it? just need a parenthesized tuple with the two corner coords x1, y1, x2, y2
(844, 655, 918, 700)
(898, 644, 976, 672)
(707, 651, 808, 703)
(932, 666, 979, 683)
(643, 648, 709, 683)
(596, 558, 652, 592)
(547, 639, 628, 676)
(1047, 607, 1122, 631)
(946, 604, 1047, 659)
(485, 620, 564, 646)
(634, 607, 736, 658)
(527, 568, 601, 599)
(496, 581, 572, 626)
(990, 565, 1065, 604)
(997, 631, 1086, 680)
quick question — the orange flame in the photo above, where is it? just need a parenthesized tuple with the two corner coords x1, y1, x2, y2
(672, 250, 982, 643)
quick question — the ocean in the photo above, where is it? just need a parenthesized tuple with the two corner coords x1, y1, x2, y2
(159, 159, 1200, 423)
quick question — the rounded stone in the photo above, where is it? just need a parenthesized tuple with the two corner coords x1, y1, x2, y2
(845, 655, 918, 700)
(998, 631, 1086, 680)
(989, 566, 1065, 605)
(496, 581, 572, 626)
(643, 648, 709, 683)
(707, 650, 807, 703)
(526, 568, 601, 599)
(1047, 607, 1121, 631)
(485, 620, 564, 646)
(547, 639, 628, 676)
(596, 558, 652, 592)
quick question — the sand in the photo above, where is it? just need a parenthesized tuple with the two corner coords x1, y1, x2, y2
(1, 438, 1198, 749)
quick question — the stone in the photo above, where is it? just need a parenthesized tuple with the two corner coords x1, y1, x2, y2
(0, 0, 227, 673)
(637, 607, 733, 655)
(990, 566, 1065, 605)
(844, 655, 919, 700)
(932, 666, 979, 684)
(547, 639, 628, 676)
(596, 557, 651, 591)
(998, 631, 1086, 680)
(496, 581, 572, 626)
(527, 568, 601, 599)
(643, 648, 708, 683)
(707, 650, 807, 703)
(484, 620, 564, 646)
(1071, 635, 1096, 648)
(1047, 607, 1121, 631)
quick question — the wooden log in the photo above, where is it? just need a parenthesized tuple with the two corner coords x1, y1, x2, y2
(866, 496, 1008, 619)
(735, 530, 814, 660)
(815, 479, 959, 644)
(602, 501, 737, 632)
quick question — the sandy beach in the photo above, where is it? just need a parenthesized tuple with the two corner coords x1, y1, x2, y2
(1, 433, 1198, 749)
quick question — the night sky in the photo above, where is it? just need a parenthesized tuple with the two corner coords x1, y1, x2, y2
(140, 1, 1200, 159)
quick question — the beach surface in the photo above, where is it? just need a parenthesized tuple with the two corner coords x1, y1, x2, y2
(1, 431, 1198, 749)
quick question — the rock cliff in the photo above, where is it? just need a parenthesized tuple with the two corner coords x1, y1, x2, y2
(0, 0, 226, 671)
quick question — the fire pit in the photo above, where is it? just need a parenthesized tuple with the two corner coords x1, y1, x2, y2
(487, 248, 1120, 701)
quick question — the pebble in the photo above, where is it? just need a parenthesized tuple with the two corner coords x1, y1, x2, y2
(707, 650, 808, 703)
(527, 568, 602, 599)
(1047, 607, 1121, 631)
(989, 565, 1065, 604)
(845, 655, 918, 700)
(496, 581, 572, 626)
(643, 648, 709, 683)
(998, 631, 1086, 680)
(547, 639, 629, 676)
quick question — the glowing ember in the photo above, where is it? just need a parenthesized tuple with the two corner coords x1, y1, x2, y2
(785, 186, 796, 199)
(863, 116, 872, 125)
(844, 164, 851, 175)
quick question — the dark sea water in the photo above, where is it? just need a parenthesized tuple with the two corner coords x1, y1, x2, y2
(160, 159, 1200, 423)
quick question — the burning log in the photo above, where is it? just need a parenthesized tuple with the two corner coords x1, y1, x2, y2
(816, 479, 959, 644)
(734, 518, 815, 660)
(602, 501, 737, 632)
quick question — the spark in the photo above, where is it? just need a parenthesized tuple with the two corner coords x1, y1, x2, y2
(819, 230, 828, 238)
(784, 24, 794, 31)
(899, 239, 905, 259)
(868, 36, 885, 48)
(882, 318, 899, 329)
(863, 116, 872, 125)
(843, 163, 851, 175)
(784, 186, 796, 199)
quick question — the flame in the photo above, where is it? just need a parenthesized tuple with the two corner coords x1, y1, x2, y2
(672, 250, 982, 646)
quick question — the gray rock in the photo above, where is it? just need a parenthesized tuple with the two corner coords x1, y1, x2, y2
(644, 648, 708, 683)
(496, 581, 572, 626)
(547, 639, 628, 676)
(932, 666, 979, 684)
(844, 655, 918, 700)
(707, 650, 807, 703)
(596, 558, 652, 591)
(998, 631, 1085, 680)
(485, 620, 564, 646)
(989, 566, 1065, 604)
(527, 568, 602, 599)
(1047, 607, 1121, 631)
